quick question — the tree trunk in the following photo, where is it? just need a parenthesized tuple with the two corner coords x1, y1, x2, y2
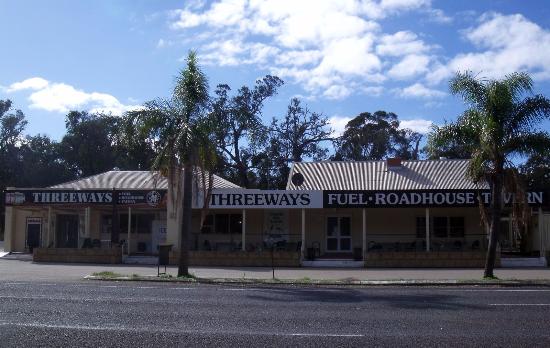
(484, 174, 503, 278)
(178, 162, 193, 277)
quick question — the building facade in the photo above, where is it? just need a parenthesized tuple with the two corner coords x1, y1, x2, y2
(4, 159, 550, 267)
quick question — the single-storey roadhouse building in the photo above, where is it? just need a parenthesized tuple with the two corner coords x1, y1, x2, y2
(3, 158, 550, 267)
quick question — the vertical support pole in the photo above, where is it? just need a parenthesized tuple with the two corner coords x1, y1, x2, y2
(362, 208, 367, 261)
(425, 208, 430, 252)
(47, 207, 52, 248)
(126, 207, 132, 256)
(52, 209, 56, 248)
(127, 207, 132, 255)
(301, 209, 306, 261)
(539, 207, 544, 258)
(242, 209, 246, 251)
(84, 207, 91, 239)
(4, 207, 15, 252)
(111, 188, 119, 244)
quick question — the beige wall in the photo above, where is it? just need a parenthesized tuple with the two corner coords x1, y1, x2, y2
(6, 205, 542, 256)
(290, 207, 485, 254)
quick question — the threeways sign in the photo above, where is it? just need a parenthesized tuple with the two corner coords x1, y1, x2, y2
(5, 189, 548, 209)
(4, 189, 166, 207)
(201, 189, 548, 209)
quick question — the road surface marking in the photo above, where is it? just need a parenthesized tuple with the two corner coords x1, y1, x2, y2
(0, 322, 365, 338)
(489, 303, 550, 306)
(446, 289, 550, 292)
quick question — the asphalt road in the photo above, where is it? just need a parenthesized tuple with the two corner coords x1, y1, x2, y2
(0, 281, 549, 347)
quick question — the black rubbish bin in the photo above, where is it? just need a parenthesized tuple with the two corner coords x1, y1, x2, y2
(158, 244, 173, 276)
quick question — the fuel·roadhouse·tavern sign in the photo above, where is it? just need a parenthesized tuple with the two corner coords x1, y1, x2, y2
(323, 190, 548, 208)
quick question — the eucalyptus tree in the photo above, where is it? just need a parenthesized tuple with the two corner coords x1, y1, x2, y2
(59, 111, 119, 177)
(128, 51, 213, 277)
(266, 97, 333, 188)
(210, 76, 284, 188)
(333, 111, 420, 161)
(429, 71, 550, 278)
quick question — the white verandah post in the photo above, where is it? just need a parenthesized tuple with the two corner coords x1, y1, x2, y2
(127, 207, 131, 255)
(362, 208, 367, 261)
(301, 209, 306, 261)
(425, 208, 430, 252)
(242, 209, 246, 251)
(47, 207, 52, 248)
(539, 207, 544, 259)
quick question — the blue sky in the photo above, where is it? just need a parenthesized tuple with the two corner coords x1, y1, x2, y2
(1, 0, 550, 140)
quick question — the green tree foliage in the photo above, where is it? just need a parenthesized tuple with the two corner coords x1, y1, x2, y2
(211, 76, 284, 188)
(260, 98, 333, 189)
(59, 111, 120, 177)
(520, 154, 550, 188)
(429, 71, 550, 278)
(333, 111, 422, 161)
(0, 100, 27, 189)
(18, 135, 74, 187)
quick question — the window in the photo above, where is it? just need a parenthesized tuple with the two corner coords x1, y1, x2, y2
(449, 217, 465, 238)
(117, 213, 154, 234)
(433, 217, 448, 238)
(423, 216, 465, 238)
(202, 214, 242, 234)
(416, 217, 426, 238)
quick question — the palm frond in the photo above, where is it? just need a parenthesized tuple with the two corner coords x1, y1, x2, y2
(504, 131, 550, 158)
(507, 95, 550, 135)
(449, 71, 487, 108)
(502, 72, 533, 102)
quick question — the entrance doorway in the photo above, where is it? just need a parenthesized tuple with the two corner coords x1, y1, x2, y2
(56, 215, 79, 248)
(26, 218, 42, 252)
(326, 216, 351, 252)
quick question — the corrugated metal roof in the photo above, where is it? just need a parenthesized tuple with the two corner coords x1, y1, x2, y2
(286, 159, 487, 190)
(49, 170, 240, 190)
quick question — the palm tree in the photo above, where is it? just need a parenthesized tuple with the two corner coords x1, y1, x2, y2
(128, 51, 213, 277)
(429, 71, 550, 278)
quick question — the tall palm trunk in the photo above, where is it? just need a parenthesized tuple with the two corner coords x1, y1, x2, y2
(484, 173, 503, 278)
(178, 161, 193, 277)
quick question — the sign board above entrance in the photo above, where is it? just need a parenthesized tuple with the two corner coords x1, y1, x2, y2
(5, 188, 548, 208)
(323, 190, 547, 208)
(4, 189, 167, 207)
(203, 190, 323, 209)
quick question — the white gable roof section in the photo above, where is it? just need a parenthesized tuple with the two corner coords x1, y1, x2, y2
(49, 170, 240, 190)
(286, 159, 486, 191)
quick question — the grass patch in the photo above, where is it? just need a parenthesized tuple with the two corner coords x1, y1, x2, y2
(92, 271, 125, 278)
(483, 275, 500, 281)
(176, 272, 197, 280)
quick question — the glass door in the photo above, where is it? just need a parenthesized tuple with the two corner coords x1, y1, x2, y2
(326, 217, 352, 252)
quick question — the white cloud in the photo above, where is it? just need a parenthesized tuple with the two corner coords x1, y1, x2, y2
(169, 0, 446, 100)
(6, 77, 49, 92)
(6, 77, 140, 115)
(156, 38, 174, 48)
(328, 115, 352, 136)
(428, 13, 550, 84)
(400, 118, 433, 133)
(424, 8, 452, 24)
(323, 85, 352, 100)
(387, 54, 431, 79)
(396, 83, 445, 98)
(362, 86, 384, 96)
(375, 31, 431, 57)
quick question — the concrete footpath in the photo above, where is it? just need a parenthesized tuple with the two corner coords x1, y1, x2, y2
(2, 258, 550, 282)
